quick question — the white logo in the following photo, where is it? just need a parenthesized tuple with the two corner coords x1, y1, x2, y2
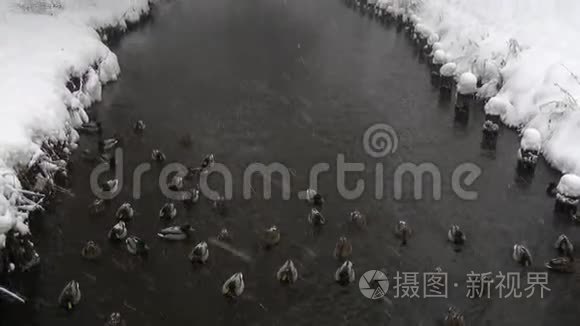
(359, 270, 389, 299)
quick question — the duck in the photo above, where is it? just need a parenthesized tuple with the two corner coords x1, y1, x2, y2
(133, 120, 146, 133)
(80, 241, 102, 260)
(108, 221, 128, 240)
(98, 136, 120, 153)
(262, 225, 281, 248)
(159, 203, 177, 220)
(200, 154, 215, 171)
(190, 187, 200, 204)
(349, 210, 366, 228)
(100, 179, 119, 193)
(222, 272, 244, 297)
(151, 149, 166, 162)
(89, 198, 106, 215)
(58, 280, 81, 310)
(512, 244, 533, 266)
(188, 241, 209, 263)
(546, 182, 557, 197)
(444, 306, 465, 326)
(78, 121, 102, 135)
(168, 175, 184, 191)
(115, 202, 135, 221)
(394, 220, 412, 245)
(125, 236, 149, 256)
(308, 208, 326, 226)
(217, 228, 232, 242)
(545, 257, 574, 273)
(276, 259, 298, 284)
(304, 188, 324, 207)
(105, 312, 125, 326)
(447, 225, 466, 245)
(333, 236, 353, 260)
(157, 224, 194, 241)
(554, 234, 574, 259)
(334, 260, 356, 285)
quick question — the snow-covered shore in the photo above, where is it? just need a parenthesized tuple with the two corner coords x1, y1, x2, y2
(383, 0, 580, 175)
(0, 0, 150, 269)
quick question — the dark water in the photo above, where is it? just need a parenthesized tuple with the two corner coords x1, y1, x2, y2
(2, 0, 579, 325)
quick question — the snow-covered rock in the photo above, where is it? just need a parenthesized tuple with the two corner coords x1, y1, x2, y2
(520, 128, 541, 151)
(457, 72, 477, 95)
(433, 50, 447, 65)
(484, 97, 510, 116)
(557, 174, 580, 198)
(440, 62, 457, 77)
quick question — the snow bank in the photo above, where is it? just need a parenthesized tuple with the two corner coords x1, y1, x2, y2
(0, 0, 150, 252)
(387, 0, 580, 175)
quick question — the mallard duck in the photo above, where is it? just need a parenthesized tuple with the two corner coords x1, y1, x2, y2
(89, 198, 106, 215)
(546, 182, 557, 197)
(100, 179, 119, 193)
(190, 187, 200, 204)
(217, 228, 231, 242)
(134, 120, 146, 133)
(308, 208, 325, 226)
(115, 202, 134, 221)
(545, 257, 574, 273)
(512, 244, 532, 266)
(277, 259, 298, 284)
(395, 220, 412, 245)
(81, 241, 102, 260)
(554, 234, 574, 259)
(157, 224, 194, 241)
(105, 312, 125, 326)
(108, 221, 128, 240)
(151, 149, 166, 162)
(349, 210, 366, 228)
(98, 136, 120, 153)
(444, 306, 465, 326)
(200, 154, 215, 170)
(78, 121, 102, 135)
(58, 280, 81, 310)
(447, 225, 466, 245)
(168, 175, 183, 191)
(125, 236, 149, 256)
(334, 260, 355, 285)
(263, 225, 281, 247)
(222, 272, 244, 297)
(333, 236, 353, 260)
(159, 203, 177, 220)
(304, 188, 324, 207)
(188, 241, 209, 263)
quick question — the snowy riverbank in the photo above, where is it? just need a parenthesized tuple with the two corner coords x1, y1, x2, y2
(385, 0, 580, 175)
(0, 0, 151, 271)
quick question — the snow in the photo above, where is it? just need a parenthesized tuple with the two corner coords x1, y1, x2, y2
(0, 0, 150, 244)
(557, 174, 580, 198)
(457, 72, 477, 95)
(440, 62, 456, 77)
(484, 96, 510, 116)
(387, 0, 580, 175)
(520, 128, 541, 151)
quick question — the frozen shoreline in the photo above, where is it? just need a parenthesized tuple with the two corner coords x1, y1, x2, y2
(382, 0, 580, 176)
(0, 0, 151, 271)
